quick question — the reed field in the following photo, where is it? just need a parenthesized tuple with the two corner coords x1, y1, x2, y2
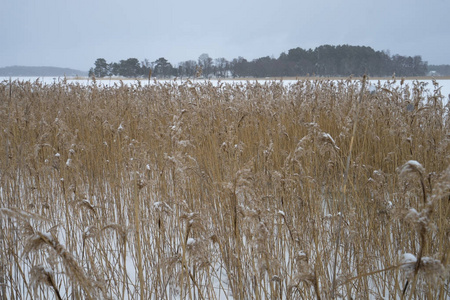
(0, 77, 449, 299)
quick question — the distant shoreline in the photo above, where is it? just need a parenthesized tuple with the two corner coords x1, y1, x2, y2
(3, 75, 449, 81)
(0, 65, 88, 77)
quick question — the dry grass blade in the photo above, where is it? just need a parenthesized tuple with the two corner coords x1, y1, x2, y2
(30, 265, 62, 300)
(23, 231, 99, 299)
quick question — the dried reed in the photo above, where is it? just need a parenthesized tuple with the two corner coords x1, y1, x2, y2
(0, 77, 448, 299)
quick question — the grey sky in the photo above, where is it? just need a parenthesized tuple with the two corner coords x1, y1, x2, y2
(2, 0, 449, 71)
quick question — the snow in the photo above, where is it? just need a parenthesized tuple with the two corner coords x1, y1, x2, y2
(321, 132, 340, 150)
(401, 253, 417, 264)
(405, 160, 424, 169)
(186, 238, 196, 246)
(407, 208, 419, 217)
(3, 76, 450, 105)
(81, 199, 93, 207)
(421, 256, 438, 264)
(39, 231, 55, 243)
(367, 84, 377, 94)
(322, 133, 335, 143)
(298, 250, 307, 258)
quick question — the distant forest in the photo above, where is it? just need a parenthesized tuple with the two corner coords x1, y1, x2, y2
(89, 44, 445, 79)
(428, 64, 450, 76)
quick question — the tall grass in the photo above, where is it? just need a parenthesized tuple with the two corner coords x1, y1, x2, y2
(0, 77, 449, 299)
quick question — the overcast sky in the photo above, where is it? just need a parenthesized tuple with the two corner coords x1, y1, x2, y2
(2, 0, 449, 71)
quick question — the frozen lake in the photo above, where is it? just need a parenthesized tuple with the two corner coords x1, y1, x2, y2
(2, 76, 449, 105)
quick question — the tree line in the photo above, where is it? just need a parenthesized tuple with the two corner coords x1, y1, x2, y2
(89, 44, 429, 79)
(428, 64, 450, 76)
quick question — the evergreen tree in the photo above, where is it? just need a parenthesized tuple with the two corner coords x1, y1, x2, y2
(117, 58, 141, 77)
(153, 57, 172, 78)
(94, 58, 109, 77)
